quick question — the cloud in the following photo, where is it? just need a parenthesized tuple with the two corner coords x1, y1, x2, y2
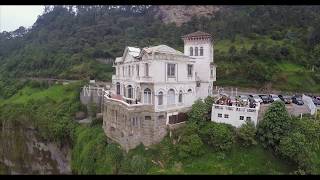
(0, 5, 44, 32)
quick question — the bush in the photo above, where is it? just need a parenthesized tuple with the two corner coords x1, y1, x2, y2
(187, 99, 208, 127)
(130, 155, 148, 174)
(199, 122, 234, 151)
(177, 133, 205, 159)
(278, 131, 314, 172)
(257, 101, 292, 152)
(105, 143, 123, 174)
(236, 120, 257, 147)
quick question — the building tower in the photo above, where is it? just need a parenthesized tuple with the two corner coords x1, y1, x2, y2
(182, 31, 216, 97)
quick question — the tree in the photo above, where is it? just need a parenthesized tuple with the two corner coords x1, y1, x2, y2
(257, 101, 292, 152)
(279, 131, 315, 172)
(187, 99, 209, 127)
(236, 120, 257, 147)
(199, 122, 234, 151)
(204, 96, 215, 118)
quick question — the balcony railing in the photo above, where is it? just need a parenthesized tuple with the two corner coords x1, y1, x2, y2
(112, 75, 153, 82)
(213, 104, 258, 113)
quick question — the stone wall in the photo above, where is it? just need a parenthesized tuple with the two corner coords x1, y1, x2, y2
(103, 99, 168, 151)
(80, 86, 105, 113)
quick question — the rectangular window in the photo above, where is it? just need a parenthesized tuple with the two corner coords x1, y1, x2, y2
(224, 114, 229, 118)
(240, 116, 244, 120)
(122, 66, 124, 76)
(145, 63, 149, 76)
(218, 113, 222, 118)
(167, 63, 176, 77)
(136, 64, 139, 76)
(187, 64, 193, 77)
(145, 116, 151, 120)
(246, 117, 251, 121)
(128, 66, 131, 76)
(210, 66, 214, 77)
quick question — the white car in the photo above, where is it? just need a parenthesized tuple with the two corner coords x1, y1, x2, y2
(270, 94, 281, 101)
(250, 94, 263, 104)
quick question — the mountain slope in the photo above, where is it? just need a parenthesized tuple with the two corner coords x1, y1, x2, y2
(0, 5, 319, 92)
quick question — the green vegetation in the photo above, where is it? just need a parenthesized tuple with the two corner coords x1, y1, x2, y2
(257, 101, 320, 174)
(0, 6, 320, 92)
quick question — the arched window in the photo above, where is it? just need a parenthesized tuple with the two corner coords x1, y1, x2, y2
(190, 47, 193, 56)
(158, 91, 163, 105)
(188, 89, 192, 93)
(178, 90, 183, 103)
(195, 47, 198, 56)
(116, 82, 120, 95)
(123, 86, 126, 97)
(200, 47, 204, 56)
(144, 88, 151, 104)
(127, 85, 133, 99)
(167, 89, 175, 105)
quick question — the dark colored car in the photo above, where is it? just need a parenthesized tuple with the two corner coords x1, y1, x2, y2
(258, 94, 273, 104)
(278, 95, 292, 104)
(312, 97, 320, 106)
(292, 95, 304, 105)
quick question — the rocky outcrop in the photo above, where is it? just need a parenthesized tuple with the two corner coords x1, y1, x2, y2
(151, 5, 223, 26)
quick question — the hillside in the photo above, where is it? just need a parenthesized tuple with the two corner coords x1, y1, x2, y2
(0, 5, 320, 93)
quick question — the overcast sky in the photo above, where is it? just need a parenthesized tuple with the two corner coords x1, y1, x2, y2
(0, 5, 45, 32)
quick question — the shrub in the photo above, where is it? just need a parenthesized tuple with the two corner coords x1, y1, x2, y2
(105, 143, 124, 174)
(177, 133, 205, 159)
(187, 99, 208, 127)
(236, 120, 257, 147)
(278, 131, 314, 172)
(257, 101, 292, 152)
(130, 155, 148, 174)
(199, 122, 234, 151)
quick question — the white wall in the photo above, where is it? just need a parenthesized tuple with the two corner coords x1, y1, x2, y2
(302, 94, 317, 115)
(211, 104, 259, 128)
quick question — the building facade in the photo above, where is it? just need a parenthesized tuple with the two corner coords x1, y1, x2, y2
(211, 103, 260, 128)
(103, 31, 216, 151)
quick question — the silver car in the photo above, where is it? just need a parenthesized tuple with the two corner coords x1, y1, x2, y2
(270, 94, 281, 102)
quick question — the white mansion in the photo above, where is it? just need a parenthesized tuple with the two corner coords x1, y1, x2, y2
(103, 31, 216, 151)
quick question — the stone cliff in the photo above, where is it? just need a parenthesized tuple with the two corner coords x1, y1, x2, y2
(151, 5, 224, 26)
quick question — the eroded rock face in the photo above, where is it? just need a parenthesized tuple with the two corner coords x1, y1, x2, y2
(0, 124, 71, 174)
(151, 5, 223, 26)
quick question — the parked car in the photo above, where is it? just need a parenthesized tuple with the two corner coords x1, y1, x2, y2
(269, 94, 281, 102)
(292, 95, 304, 105)
(259, 94, 273, 104)
(237, 95, 249, 103)
(249, 94, 263, 104)
(312, 97, 320, 106)
(278, 95, 292, 104)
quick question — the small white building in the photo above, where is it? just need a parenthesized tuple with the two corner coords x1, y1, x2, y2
(211, 103, 260, 128)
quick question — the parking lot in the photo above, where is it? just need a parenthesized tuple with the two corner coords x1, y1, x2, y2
(213, 87, 317, 119)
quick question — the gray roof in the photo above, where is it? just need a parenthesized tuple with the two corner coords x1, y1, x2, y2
(115, 57, 123, 63)
(142, 45, 184, 56)
(127, 46, 141, 57)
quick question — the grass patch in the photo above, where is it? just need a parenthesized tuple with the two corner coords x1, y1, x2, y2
(148, 144, 294, 174)
(0, 84, 78, 105)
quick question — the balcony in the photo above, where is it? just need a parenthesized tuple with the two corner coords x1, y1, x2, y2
(136, 76, 153, 83)
(104, 91, 153, 110)
(112, 75, 153, 83)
